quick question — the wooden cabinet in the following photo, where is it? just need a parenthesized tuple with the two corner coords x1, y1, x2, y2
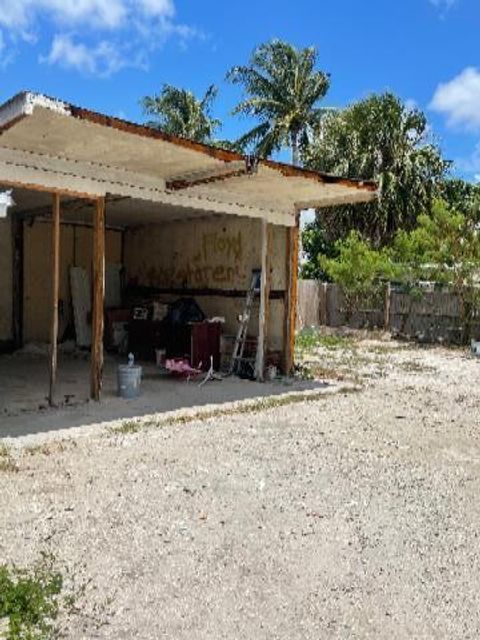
(128, 320, 221, 370)
(190, 322, 221, 370)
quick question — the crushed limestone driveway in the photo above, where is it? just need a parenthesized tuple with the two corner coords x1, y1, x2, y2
(1, 341, 480, 639)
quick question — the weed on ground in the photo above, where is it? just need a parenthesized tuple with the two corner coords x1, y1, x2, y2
(296, 328, 357, 353)
(398, 360, 438, 374)
(108, 387, 360, 436)
(0, 445, 18, 473)
(0, 555, 63, 640)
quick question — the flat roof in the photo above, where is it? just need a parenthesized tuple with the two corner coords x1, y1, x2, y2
(0, 91, 377, 226)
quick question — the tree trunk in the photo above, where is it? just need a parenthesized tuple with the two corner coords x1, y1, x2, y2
(291, 132, 300, 166)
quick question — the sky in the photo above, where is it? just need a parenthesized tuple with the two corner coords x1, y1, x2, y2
(0, 0, 478, 181)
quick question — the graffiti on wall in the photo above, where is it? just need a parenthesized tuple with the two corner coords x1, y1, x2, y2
(197, 231, 243, 262)
(143, 229, 249, 288)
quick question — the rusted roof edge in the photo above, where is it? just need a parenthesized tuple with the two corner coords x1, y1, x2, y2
(0, 91, 377, 193)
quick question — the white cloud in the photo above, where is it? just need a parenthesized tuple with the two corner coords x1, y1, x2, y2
(0, 0, 200, 75)
(0, 0, 127, 31)
(137, 0, 174, 18)
(0, 29, 15, 68)
(42, 34, 139, 76)
(429, 0, 458, 19)
(430, 67, 480, 131)
(0, 0, 179, 31)
(429, 0, 457, 10)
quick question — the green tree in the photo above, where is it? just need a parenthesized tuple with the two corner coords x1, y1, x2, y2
(392, 200, 480, 341)
(320, 231, 395, 319)
(141, 84, 221, 143)
(439, 178, 480, 216)
(227, 39, 330, 164)
(300, 219, 337, 280)
(303, 93, 448, 249)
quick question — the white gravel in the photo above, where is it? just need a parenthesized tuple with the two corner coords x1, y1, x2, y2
(1, 337, 480, 639)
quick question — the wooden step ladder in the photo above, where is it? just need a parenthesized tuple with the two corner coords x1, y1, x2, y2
(229, 269, 261, 376)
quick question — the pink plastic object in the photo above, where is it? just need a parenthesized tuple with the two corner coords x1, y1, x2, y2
(165, 358, 202, 377)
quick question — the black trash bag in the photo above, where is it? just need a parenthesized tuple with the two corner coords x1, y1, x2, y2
(237, 359, 255, 380)
(165, 297, 205, 325)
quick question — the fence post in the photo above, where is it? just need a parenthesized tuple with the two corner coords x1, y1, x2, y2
(384, 282, 391, 331)
(319, 282, 328, 326)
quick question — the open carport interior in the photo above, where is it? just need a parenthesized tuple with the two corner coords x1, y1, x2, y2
(0, 91, 376, 417)
(0, 185, 294, 415)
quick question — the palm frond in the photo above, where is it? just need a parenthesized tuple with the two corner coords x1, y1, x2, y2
(141, 83, 222, 143)
(227, 39, 330, 161)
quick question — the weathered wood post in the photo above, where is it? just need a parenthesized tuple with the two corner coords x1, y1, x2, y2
(11, 215, 24, 349)
(49, 193, 61, 406)
(90, 197, 106, 401)
(255, 218, 272, 381)
(283, 210, 300, 375)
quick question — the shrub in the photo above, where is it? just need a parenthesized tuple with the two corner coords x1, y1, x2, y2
(0, 556, 63, 640)
(392, 200, 480, 341)
(320, 231, 394, 319)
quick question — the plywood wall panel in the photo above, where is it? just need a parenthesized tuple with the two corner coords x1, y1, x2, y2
(23, 220, 122, 343)
(74, 227, 122, 279)
(24, 221, 74, 342)
(124, 217, 286, 290)
(0, 218, 12, 341)
(124, 216, 288, 350)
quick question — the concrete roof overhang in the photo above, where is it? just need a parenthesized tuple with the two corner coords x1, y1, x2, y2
(0, 92, 377, 228)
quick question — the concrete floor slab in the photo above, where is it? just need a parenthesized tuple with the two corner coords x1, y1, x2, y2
(0, 351, 324, 438)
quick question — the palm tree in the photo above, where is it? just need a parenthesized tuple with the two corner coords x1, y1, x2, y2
(141, 84, 221, 143)
(227, 40, 330, 165)
(302, 93, 449, 249)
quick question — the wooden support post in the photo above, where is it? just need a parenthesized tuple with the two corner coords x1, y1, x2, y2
(11, 215, 24, 349)
(255, 219, 272, 381)
(48, 193, 61, 406)
(90, 197, 106, 401)
(283, 211, 300, 375)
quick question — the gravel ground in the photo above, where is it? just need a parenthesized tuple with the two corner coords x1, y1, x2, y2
(1, 336, 480, 639)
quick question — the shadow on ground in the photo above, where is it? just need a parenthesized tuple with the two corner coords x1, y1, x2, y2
(0, 352, 326, 438)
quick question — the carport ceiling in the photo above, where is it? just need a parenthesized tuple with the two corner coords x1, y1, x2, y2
(2, 186, 227, 228)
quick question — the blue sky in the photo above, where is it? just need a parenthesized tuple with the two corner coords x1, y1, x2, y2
(0, 0, 478, 181)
